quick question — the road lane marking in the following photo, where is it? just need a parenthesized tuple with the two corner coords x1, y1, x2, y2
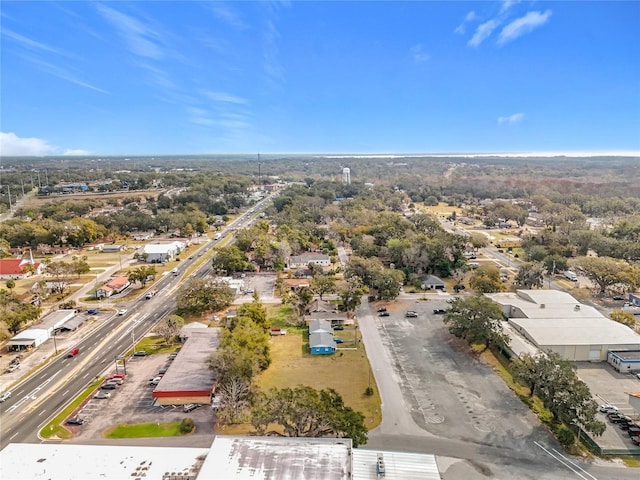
(551, 449, 597, 480)
(534, 441, 595, 480)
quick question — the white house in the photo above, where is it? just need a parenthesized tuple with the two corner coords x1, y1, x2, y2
(286, 253, 331, 269)
(142, 241, 184, 263)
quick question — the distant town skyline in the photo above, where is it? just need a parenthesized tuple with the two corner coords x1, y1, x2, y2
(1, 1, 639, 157)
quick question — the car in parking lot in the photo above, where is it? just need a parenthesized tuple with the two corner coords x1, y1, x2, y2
(332, 324, 345, 330)
(608, 413, 631, 423)
(631, 436, 640, 446)
(378, 311, 390, 317)
(334, 338, 344, 344)
(433, 308, 447, 314)
(405, 311, 418, 318)
(66, 417, 85, 425)
(108, 373, 126, 380)
(101, 383, 117, 390)
(94, 391, 111, 399)
(158, 368, 167, 375)
(183, 403, 200, 413)
(168, 352, 178, 359)
(148, 376, 162, 386)
(377, 307, 387, 313)
(599, 404, 618, 414)
(133, 350, 147, 357)
(105, 378, 124, 385)
(5, 363, 20, 373)
(87, 308, 99, 315)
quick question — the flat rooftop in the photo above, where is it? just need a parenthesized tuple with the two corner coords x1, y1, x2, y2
(609, 350, 640, 361)
(154, 328, 220, 394)
(197, 436, 351, 479)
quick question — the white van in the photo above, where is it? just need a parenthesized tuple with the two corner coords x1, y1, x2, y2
(564, 271, 578, 282)
(214, 232, 222, 240)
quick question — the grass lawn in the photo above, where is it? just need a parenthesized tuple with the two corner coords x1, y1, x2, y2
(103, 421, 191, 438)
(257, 331, 382, 430)
(127, 334, 180, 356)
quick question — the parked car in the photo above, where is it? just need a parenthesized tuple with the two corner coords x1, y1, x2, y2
(168, 352, 178, 359)
(599, 404, 618, 414)
(105, 378, 123, 385)
(66, 417, 84, 425)
(101, 383, 117, 390)
(148, 376, 162, 386)
(377, 307, 387, 313)
(405, 311, 418, 318)
(631, 436, 640, 446)
(332, 324, 345, 331)
(133, 351, 147, 357)
(158, 368, 167, 375)
(334, 338, 344, 344)
(608, 414, 631, 423)
(118, 309, 128, 316)
(613, 295, 625, 301)
(378, 311, 390, 317)
(0, 391, 12, 402)
(183, 403, 200, 413)
(87, 308, 99, 315)
(108, 373, 126, 380)
(5, 363, 19, 373)
(628, 426, 640, 437)
(433, 309, 447, 314)
(94, 391, 111, 399)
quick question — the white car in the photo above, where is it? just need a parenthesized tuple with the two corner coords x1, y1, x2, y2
(599, 404, 618, 414)
(0, 391, 12, 402)
(117, 309, 128, 316)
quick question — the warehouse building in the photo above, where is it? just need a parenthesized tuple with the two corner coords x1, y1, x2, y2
(5, 309, 77, 351)
(486, 290, 640, 361)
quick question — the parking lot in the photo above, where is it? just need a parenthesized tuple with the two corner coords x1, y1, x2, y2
(575, 362, 640, 451)
(65, 351, 215, 441)
(370, 296, 552, 449)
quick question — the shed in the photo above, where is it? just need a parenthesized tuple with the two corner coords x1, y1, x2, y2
(309, 332, 336, 355)
(419, 275, 445, 290)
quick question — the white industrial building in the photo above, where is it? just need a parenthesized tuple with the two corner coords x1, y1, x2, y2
(141, 241, 186, 263)
(0, 436, 441, 479)
(5, 309, 77, 351)
(486, 290, 640, 361)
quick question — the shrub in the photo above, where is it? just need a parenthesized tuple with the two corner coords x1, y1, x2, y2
(179, 418, 195, 434)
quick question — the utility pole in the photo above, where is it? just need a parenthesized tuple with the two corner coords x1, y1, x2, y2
(7, 184, 12, 211)
(257, 153, 262, 187)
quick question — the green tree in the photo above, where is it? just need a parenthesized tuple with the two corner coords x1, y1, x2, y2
(251, 386, 368, 447)
(469, 267, 504, 293)
(338, 280, 368, 317)
(310, 275, 337, 300)
(570, 256, 633, 295)
(291, 287, 314, 320)
(176, 277, 234, 315)
(154, 314, 184, 343)
(609, 309, 636, 329)
(543, 254, 568, 275)
(44, 261, 75, 294)
(5, 279, 15, 292)
(70, 255, 91, 276)
(212, 245, 249, 274)
(514, 262, 545, 289)
(442, 296, 509, 352)
(229, 300, 270, 332)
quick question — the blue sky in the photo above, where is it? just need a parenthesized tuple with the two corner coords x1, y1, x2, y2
(1, 1, 639, 156)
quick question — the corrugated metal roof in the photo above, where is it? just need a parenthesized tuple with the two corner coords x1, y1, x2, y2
(352, 449, 441, 480)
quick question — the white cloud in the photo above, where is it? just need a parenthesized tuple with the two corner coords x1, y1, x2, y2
(498, 10, 552, 45)
(208, 2, 248, 29)
(500, 0, 519, 15)
(0, 132, 55, 156)
(96, 4, 163, 59)
(202, 91, 248, 105)
(468, 19, 500, 47)
(2, 28, 69, 56)
(0, 132, 89, 156)
(23, 55, 108, 93)
(410, 44, 430, 63)
(497, 113, 525, 125)
(454, 11, 476, 35)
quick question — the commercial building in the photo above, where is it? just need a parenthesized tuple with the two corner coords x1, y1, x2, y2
(5, 309, 77, 351)
(152, 329, 220, 405)
(96, 276, 131, 298)
(608, 350, 640, 373)
(286, 253, 331, 269)
(487, 290, 640, 361)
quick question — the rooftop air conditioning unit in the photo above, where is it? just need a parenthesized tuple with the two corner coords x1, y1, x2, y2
(575, 304, 581, 310)
(540, 304, 545, 308)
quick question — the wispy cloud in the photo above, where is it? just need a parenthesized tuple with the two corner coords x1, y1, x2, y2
(468, 19, 500, 47)
(0, 132, 88, 156)
(263, 18, 284, 84)
(497, 113, 524, 125)
(95, 4, 164, 59)
(498, 10, 552, 45)
(454, 11, 476, 34)
(2, 28, 71, 57)
(201, 91, 248, 105)
(410, 44, 430, 63)
(207, 2, 248, 29)
(23, 55, 108, 93)
(500, 0, 519, 15)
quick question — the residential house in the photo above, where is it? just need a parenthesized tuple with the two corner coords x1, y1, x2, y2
(307, 299, 337, 313)
(286, 253, 331, 269)
(130, 231, 154, 241)
(419, 275, 446, 291)
(141, 242, 183, 263)
(0, 258, 43, 280)
(308, 319, 334, 335)
(309, 332, 336, 355)
(305, 311, 351, 327)
(96, 276, 131, 298)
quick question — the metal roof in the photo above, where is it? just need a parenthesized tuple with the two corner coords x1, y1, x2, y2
(309, 331, 336, 348)
(197, 436, 351, 479)
(351, 449, 440, 480)
(60, 316, 87, 331)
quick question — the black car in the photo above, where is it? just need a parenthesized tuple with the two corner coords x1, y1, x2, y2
(612, 295, 625, 301)
(133, 350, 147, 357)
(433, 309, 447, 314)
(101, 383, 117, 390)
(333, 324, 345, 331)
(608, 414, 631, 424)
(66, 417, 84, 425)
(377, 307, 387, 313)
(378, 311, 390, 317)
(628, 427, 640, 437)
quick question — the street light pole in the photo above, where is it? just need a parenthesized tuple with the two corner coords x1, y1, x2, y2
(52, 331, 58, 355)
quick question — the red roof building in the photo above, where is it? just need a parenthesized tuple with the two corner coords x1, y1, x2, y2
(0, 259, 43, 280)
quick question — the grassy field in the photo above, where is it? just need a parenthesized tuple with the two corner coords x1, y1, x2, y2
(103, 420, 192, 438)
(126, 334, 180, 357)
(256, 331, 382, 430)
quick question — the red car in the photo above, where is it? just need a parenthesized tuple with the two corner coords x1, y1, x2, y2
(66, 348, 80, 358)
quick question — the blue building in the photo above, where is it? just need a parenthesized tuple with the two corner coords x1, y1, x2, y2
(309, 332, 336, 355)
